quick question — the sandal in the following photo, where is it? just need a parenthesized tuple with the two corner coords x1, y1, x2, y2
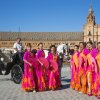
(88, 92, 92, 96)
(97, 95, 100, 99)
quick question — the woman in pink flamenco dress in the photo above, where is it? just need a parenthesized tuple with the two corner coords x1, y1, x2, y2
(86, 42, 98, 96)
(47, 45, 61, 90)
(36, 42, 47, 91)
(22, 43, 37, 92)
(95, 42, 100, 99)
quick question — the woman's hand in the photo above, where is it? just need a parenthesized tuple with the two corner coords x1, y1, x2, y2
(40, 62, 43, 66)
(38, 59, 43, 66)
(24, 59, 32, 67)
(28, 63, 32, 67)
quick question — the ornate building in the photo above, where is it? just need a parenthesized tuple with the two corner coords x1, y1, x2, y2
(0, 7, 100, 49)
(83, 6, 100, 43)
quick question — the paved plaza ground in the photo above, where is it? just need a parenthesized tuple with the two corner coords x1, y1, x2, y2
(0, 65, 99, 100)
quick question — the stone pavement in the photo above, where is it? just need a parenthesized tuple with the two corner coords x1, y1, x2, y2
(0, 65, 98, 100)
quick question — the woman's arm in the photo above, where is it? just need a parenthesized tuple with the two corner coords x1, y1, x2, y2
(36, 50, 40, 59)
(23, 59, 32, 67)
(23, 52, 32, 67)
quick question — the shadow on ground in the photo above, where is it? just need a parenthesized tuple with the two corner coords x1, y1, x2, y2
(0, 77, 11, 82)
(61, 78, 71, 83)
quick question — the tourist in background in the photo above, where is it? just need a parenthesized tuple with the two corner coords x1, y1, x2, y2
(13, 38, 23, 63)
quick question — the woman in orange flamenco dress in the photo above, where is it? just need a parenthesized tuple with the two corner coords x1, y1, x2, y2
(70, 45, 80, 91)
(78, 42, 87, 94)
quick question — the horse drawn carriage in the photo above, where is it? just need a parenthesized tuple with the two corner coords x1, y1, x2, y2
(0, 49, 37, 84)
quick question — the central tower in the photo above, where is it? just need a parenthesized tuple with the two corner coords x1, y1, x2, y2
(86, 6, 95, 25)
(83, 5, 97, 43)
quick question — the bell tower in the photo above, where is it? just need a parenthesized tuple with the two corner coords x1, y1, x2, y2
(83, 0, 100, 45)
(83, 0, 97, 43)
(83, 4, 96, 42)
(86, 6, 95, 25)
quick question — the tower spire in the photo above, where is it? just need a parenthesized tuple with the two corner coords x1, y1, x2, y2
(89, 0, 93, 12)
(86, 0, 95, 25)
(90, 0, 93, 7)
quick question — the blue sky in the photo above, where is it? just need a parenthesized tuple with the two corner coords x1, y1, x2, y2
(0, 0, 100, 32)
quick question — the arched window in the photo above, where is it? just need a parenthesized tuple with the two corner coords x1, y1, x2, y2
(89, 38, 92, 42)
(88, 31, 91, 36)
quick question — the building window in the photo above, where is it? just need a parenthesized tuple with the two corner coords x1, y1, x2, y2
(70, 43, 75, 45)
(10, 42, 13, 45)
(2, 42, 7, 45)
(9, 37, 11, 40)
(89, 38, 92, 42)
(88, 31, 91, 36)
